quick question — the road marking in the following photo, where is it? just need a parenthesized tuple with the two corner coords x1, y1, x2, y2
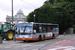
(23, 48, 38, 50)
(47, 46, 75, 50)
(4, 46, 12, 48)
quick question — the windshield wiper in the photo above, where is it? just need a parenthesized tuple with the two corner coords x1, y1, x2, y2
(23, 26, 27, 33)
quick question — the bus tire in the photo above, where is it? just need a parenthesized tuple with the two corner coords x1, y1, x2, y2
(52, 34, 55, 39)
(5, 31, 14, 40)
(39, 35, 42, 41)
(2, 38, 4, 40)
(23, 40, 26, 42)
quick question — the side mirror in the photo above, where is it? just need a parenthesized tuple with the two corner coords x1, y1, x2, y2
(33, 30, 36, 34)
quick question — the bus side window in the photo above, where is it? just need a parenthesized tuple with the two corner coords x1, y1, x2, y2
(53, 28, 55, 32)
(48, 26, 51, 32)
(53, 28, 58, 32)
(56, 28, 59, 32)
(42, 25, 47, 33)
(39, 26, 42, 33)
(36, 24, 39, 33)
(43, 27, 46, 32)
(49, 28, 51, 32)
(33, 24, 39, 33)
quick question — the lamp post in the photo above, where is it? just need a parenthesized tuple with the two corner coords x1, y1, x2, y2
(12, 0, 13, 23)
(34, 14, 35, 23)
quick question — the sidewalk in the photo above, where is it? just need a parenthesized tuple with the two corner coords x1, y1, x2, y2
(46, 38, 75, 50)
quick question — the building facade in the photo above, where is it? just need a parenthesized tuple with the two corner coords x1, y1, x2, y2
(6, 9, 27, 24)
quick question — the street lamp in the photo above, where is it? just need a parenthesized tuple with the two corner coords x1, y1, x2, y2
(12, 0, 13, 23)
(34, 14, 35, 23)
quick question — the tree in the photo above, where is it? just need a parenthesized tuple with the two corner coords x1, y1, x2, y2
(26, 5, 73, 34)
(54, 7, 73, 33)
(26, 12, 34, 22)
(62, 2, 75, 25)
(65, 0, 75, 2)
(49, 0, 55, 5)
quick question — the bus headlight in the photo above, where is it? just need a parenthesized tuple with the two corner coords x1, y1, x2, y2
(30, 35, 33, 38)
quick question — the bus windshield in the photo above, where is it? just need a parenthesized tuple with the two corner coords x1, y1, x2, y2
(24, 26, 32, 33)
(16, 23, 32, 33)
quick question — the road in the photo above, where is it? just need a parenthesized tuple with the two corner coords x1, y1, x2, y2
(0, 34, 75, 50)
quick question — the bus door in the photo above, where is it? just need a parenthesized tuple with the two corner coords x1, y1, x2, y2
(33, 24, 39, 39)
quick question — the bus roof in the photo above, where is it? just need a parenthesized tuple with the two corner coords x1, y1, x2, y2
(17, 22, 58, 25)
(36, 22, 58, 25)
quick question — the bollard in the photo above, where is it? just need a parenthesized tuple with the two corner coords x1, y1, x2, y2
(64, 32, 66, 36)
(0, 37, 2, 44)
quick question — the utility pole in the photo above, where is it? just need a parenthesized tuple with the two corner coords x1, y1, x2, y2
(34, 14, 35, 23)
(12, 0, 13, 23)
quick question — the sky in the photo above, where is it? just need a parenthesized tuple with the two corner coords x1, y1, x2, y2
(0, 0, 47, 22)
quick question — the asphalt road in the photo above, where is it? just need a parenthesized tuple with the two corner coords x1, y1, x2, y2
(0, 34, 75, 50)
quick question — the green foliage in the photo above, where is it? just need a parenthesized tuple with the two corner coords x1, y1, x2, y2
(49, 0, 55, 5)
(63, 2, 75, 24)
(26, 12, 34, 22)
(63, 2, 75, 10)
(26, 0, 74, 34)
(65, 0, 75, 2)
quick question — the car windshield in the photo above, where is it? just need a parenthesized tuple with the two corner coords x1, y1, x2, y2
(16, 23, 32, 33)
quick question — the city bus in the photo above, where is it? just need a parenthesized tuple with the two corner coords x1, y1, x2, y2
(14, 22, 59, 41)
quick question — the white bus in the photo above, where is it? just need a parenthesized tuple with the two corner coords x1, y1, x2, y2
(14, 22, 59, 41)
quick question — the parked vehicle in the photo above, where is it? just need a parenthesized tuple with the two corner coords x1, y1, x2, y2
(0, 22, 15, 40)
